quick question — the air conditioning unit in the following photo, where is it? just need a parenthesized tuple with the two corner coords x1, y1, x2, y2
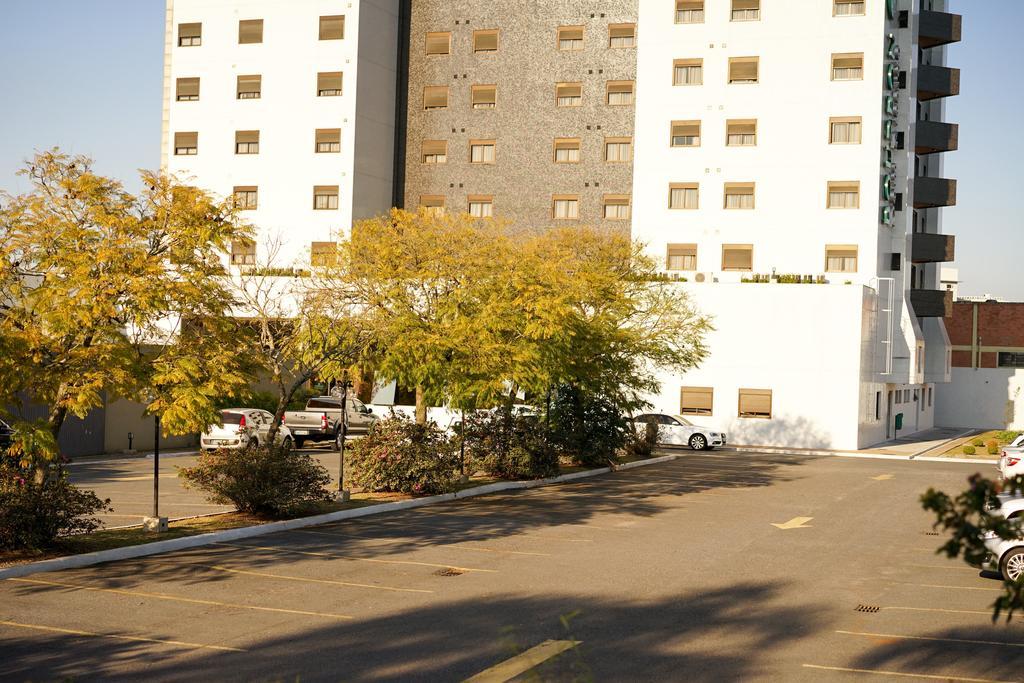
(693, 272, 715, 283)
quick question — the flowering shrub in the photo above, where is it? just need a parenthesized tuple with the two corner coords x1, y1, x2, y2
(348, 415, 460, 495)
(462, 408, 559, 480)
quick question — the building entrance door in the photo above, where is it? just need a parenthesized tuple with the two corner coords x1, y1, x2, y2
(886, 390, 894, 439)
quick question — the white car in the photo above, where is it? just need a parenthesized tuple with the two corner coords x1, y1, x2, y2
(201, 409, 293, 451)
(984, 495, 1024, 581)
(632, 413, 726, 451)
(998, 436, 1024, 480)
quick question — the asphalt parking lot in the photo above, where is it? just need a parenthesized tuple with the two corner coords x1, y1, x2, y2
(5, 450, 1022, 681)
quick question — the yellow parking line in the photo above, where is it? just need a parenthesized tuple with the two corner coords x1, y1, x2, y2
(0, 619, 245, 652)
(883, 606, 1022, 620)
(802, 663, 1013, 682)
(149, 562, 434, 594)
(298, 527, 552, 555)
(212, 542, 498, 573)
(445, 544, 551, 557)
(464, 640, 581, 682)
(837, 629, 1024, 649)
(7, 577, 354, 620)
(903, 563, 980, 572)
(887, 581, 1002, 592)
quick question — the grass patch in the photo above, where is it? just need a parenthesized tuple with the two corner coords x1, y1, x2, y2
(941, 430, 1022, 458)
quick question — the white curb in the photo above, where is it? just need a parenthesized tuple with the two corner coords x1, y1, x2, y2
(728, 445, 997, 465)
(0, 454, 681, 580)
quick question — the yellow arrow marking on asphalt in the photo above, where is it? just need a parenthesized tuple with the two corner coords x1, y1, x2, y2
(771, 517, 813, 530)
(873, 474, 895, 481)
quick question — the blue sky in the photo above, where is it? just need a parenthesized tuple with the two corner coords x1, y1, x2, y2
(0, 1, 1018, 299)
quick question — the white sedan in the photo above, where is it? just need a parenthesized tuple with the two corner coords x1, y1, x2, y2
(984, 495, 1024, 581)
(201, 409, 293, 451)
(632, 413, 726, 451)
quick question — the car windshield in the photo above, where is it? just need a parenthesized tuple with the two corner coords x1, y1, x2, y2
(220, 411, 244, 425)
(672, 415, 694, 426)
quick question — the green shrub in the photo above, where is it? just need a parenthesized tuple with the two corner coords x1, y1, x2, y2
(963, 445, 976, 455)
(179, 445, 333, 518)
(348, 415, 461, 495)
(988, 444, 1001, 456)
(625, 421, 658, 459)
(995, 431, 1023, 444)
(972, 439, 986, 447)
(985, 439, 999, 451)
(547, 386, 630, 467)
(462, 408, 559, 480)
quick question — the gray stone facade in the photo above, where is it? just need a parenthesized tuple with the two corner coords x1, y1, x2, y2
(402, 0, 637, 230)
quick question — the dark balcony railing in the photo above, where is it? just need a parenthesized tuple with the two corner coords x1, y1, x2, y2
(914, 176, 957, 209)
(911, 288, 954, 318)
(918, 65, 960, 101)
(915, 120, 958, 155)
(911, 233, 956, 264)
(919, 10, 962, 49)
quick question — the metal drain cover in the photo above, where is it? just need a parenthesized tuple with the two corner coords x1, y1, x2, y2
(923, 531, 940, 536)
(434, 568, 464, 577)
(854, 604, 881, 613)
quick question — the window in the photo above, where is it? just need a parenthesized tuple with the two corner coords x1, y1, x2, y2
(724, 183, 755, 209)
(237, 75, 261, 99)
(557, 26, 584, 51)
(606, 81, 634, 106)
(834, 0, 866, 16)
(738, 389, 772, 419)
(825, 245, 859, 273)
(231, 240, 256, 266)
(313, 185, 339, 210)
(317, 72, 343, 97)
(315, 129, 341, 154)
(609, 24, 636, 48)
(471, 85, 496, 109)
(726, 120, 757, 146)
(928, 387, 933, 407)
(425, 32, 451, 55)
(729, 57, 759, 84)
(603, 195, 631, 220)
(176, 77, 199, 101)
(233, 186, 258, 211)
(999, 353, 1024, 369)
(235, 130, 259, 155)
(421, 140, 447, 164)
(673, 59, 703, 86)
(311, 242, 338, 267)
(423, 86, 449, 110)
(238, 19, 263, 44)
(554, 138, 581, 163)
(468, 195, 493, 218)
(474, 29, 498, 52)
(556, 83, 582, 107)
(420, 195, 445, 216)
(178, 23, 201, 47)
(669, 183, 699, 209)
(552, 195, 579, 220)
(174, 132, 198, 156)
(731, 0, 761, 21)
(319, 15, 345, 40)
(675, 1, 705, 23)
(469, 140, 496, 164)
(827, 181, 860, 208)
(875, 391, 882, 420)
(832, 53, 864, 80)
(722, 244, 753, 271)
(667, 244, 698, 271)
(829, 116, 862, 144)
(670, 121, 700, 147)
(681, 386, 713, 416)
(605, 137, 632, 162)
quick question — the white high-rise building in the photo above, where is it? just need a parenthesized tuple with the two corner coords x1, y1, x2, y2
(161, 0, 403, 267)
(631, 0, 960, 449)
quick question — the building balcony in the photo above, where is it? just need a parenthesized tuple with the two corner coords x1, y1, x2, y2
(918, 65, 960, 101)
(913, 176, 957, 209)
(911, 288, 954, 318)
(915, 120, 958, 155)
(911, 232, 956, 264)
(919, 10, 962, 49)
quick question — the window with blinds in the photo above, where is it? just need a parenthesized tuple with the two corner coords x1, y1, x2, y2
(238, 19, 263, 44)
(178, 23, 201, 47)
(423, 86, 449, 110)
(235, 130, 259, 155)
(471, 85, 496, 109)
(174, 132, 198, 156)
(425, 32, 451, 55)
(829, 117, 862, 144)
(474, 29, 498, 52)
(738, 389, 772, 419)
(231, 240, 256, 266)
(317, 72, 343, 97)
(609, 24, 636, 48)
(421, 140, 447, 163)
(232, 186, 258, 211)
(669, 183, 699, 210)
(827, 181, 860, 209)
(670, 121, 700, 147)
(469, 140, 495, 164)
(557, 26, 584, 51)
(673, 59, 703, 86)
(556, 83, 582, 107)
(311, 242, 338, 267)
(553, 138, 581, 163)
(834, 0, 866, 16)
(315, 129, 341, 154)
(832, 53, 864, 80)
(319, 15, 345, 40)
(680, 387, 713, 416)
(605, 137, 632, 162)
(667, 244, 698, 271)
(467, 195, 493, 218)
(999, 353, 1024, 369)
(603, 195, 631, 220)
(176, 77, 199, 101)
(729, 57, 759, 84)
(237, 75, 261, 99)
(825, 246, 859, 273)
(726, 120, 757, 146)
(675, 0, 704, 23)
(313, 185, 339, 211)
(552, 196, 579, 220)
(722, 245, 753, 271)
(724, 183, 755, 209)
(731, 0, 760, 21)
(606, 81, 634, 106)
(420, 195, 445, 216)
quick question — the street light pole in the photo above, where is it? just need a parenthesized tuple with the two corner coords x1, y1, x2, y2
(153, 414, 160, 519)
(338, 374, 352, 502)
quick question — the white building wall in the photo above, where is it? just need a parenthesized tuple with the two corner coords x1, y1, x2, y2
(936, 368, 1024, 431)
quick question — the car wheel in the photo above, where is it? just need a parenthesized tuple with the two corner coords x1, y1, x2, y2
(1002, 548, 1024, 582)
(282, 436, 294, 452)
(247, 438, 258, 450)
(689, 434, 708, 451)
(333, 431, 343, 452)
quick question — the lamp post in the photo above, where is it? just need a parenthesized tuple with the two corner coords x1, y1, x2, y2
(337, 373, 353, 502)
(143, 411, 168, 533)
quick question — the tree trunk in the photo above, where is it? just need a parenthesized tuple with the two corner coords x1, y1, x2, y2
(38, 400, 68, 484)
(267, 392, 289, 444)
(415, 385, 427, 425)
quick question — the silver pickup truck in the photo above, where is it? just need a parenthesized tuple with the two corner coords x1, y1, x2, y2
(283, 396, 377, 449)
